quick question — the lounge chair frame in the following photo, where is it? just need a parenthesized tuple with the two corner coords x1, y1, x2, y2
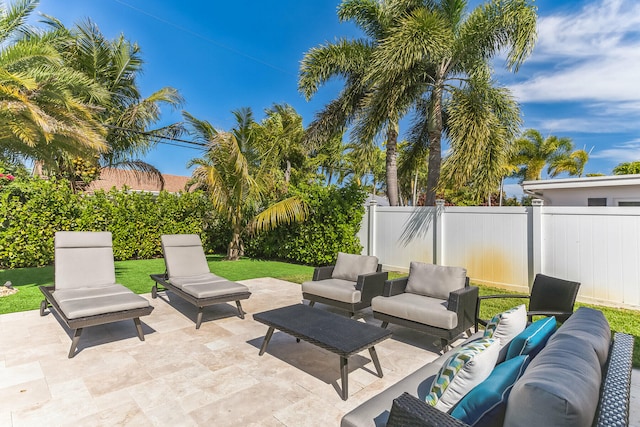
(39, 285, 153, 358)
(150, 273, 250, 329)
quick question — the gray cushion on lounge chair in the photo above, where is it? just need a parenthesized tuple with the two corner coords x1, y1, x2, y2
(169, 273, 227, 287)
(55, 231, 117, 289)
(55, 291, 150, 319)
(180, 281, 249, 299)
(331, 252, 378, 282)
(371, 293, 458, 329)
(161, 234, 211, 277)
(301, 278, 362, 304)
(405, 262, 467, 300)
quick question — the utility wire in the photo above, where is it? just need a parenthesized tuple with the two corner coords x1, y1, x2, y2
(111, 0, 295, 77)
(104, 124, 207, 150)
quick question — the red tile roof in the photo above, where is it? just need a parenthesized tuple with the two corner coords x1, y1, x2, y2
(87, 168, 191, 194)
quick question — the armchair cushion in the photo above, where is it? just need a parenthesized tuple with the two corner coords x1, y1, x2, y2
(331, 252, 379, 282)
(301, 278, 361, 304)
(506, 316, 556, 360)
(405, 262, 467, 300)
(425, 338, 500, 412)
(450, 354, 530, 427)
(371, 293, 458, 329)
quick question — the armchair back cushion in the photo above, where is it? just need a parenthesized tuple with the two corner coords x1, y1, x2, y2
(331, 252, 379, 282)
(405, 262, 467, 300)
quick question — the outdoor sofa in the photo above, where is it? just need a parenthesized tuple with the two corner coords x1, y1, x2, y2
(341, 307, 633, 427)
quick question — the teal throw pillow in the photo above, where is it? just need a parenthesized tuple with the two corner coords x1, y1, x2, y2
(506, 316, 556, 360)
(450, 355, 530, 427)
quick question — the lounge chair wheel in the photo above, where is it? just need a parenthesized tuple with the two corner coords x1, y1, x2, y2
(151, 285, 157, 299)
(39, 299, 47, 316)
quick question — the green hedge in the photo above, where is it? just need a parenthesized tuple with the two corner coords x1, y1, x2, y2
(246, 182, 367, 265)
(0, 177, 368, 269)
(0, 178, 213, 268)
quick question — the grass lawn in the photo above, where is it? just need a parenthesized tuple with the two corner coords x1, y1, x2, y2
(1, 261, 638, 366)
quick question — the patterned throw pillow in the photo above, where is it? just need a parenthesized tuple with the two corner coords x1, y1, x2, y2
(483, 304, 527, 348)
(425, 338, 500, 412)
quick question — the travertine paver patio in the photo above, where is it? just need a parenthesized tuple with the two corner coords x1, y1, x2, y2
(1, 278, 638, 426)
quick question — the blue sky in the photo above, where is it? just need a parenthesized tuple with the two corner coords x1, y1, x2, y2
(36, 0, 640, 196)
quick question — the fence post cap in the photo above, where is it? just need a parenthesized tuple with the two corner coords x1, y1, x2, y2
(532, 199, 544, 206)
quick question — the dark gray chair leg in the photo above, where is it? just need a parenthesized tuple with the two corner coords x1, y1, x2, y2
(440, 338, 450, 354)
(380, 321, 389, 329)
(39, 300, 48, 316)
(236, 301, 245, 319)
(308, 301, 315, 307)
(68, 328, 83, 358)
(133, 318, 145, 341)
(195, 308, 204, 329)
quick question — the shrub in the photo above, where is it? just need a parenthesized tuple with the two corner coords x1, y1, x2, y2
(246, 182, 367, 265)
(0, 177, 214, 268)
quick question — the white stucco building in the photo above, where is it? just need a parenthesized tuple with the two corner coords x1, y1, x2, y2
(521, 174, 640, 206)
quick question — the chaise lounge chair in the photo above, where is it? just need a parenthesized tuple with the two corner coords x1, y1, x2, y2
(39, 231, 154, 358)
(150, 234, 251, 329)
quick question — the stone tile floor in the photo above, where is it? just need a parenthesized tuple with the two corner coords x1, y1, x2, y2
(1, 277, 638, 426)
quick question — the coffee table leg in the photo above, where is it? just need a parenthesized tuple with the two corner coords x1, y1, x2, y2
(340, 356, 348, 400)
(258, 326, 275, 356)
(369, 346, 383, 377)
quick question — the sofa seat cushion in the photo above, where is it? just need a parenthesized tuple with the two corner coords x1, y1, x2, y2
(450, 354, 530, 427)
(504, 318, 603, 427)
(302, 278, 361, 304)
(426, 338, 500, 412)
(506, 316, 556, 360)
(371, 293, 458, 329)
(53, 285, 150, 319)
(405, 262, 467, 300)
(331, 252, 379, 282)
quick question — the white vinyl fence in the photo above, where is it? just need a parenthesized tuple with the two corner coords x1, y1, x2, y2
(360, 200, 640, 310)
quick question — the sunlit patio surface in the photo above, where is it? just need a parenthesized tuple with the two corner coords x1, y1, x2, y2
(1, 278, 639, 426)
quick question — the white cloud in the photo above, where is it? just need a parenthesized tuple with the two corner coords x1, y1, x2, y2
(590, 139, 640, 161)
(510, 0, 640, 105)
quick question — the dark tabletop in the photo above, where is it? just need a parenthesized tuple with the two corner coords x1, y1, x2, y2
(253, 304, 392, 357)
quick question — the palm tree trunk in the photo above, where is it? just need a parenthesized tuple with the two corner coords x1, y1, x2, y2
(386, 123, 399, 206)
(425, 78, 445, 206)
(227, 224, 243, 260)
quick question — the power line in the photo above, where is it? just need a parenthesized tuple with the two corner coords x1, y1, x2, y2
(104, 124, 207, 150)
(111, 0, 295, 77)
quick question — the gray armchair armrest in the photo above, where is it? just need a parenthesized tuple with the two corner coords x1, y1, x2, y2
(387, 393, 470, 427)
(448, 285, 478, 333)
(313, 265, 335, 281)
(383, 277, 409, 297)
(357, 270, 389, 305)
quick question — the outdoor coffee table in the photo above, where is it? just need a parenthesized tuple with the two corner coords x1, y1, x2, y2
(253, 304, 392, 400)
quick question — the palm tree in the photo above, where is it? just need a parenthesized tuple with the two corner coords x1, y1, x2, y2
(299, 0, 407, 206)
(43, 17, 183, 187)
(514, 129, 589, 180)
(613, 161, 640, 175)
(0, 0, 108, 169)
(256, 104, 307, 186)
(185, 110, 308, 260)
(357, 0, 537, 205)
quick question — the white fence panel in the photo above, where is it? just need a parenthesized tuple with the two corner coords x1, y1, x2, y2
(542, 207, 640, 307)
(443, 207, 530, 290)
(372, 207, 435, 272)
